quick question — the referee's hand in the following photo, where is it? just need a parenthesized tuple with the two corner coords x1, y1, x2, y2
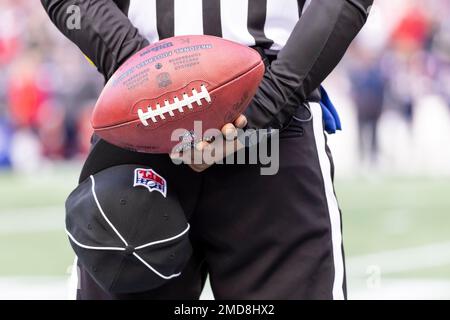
(170, 115, 247, 173)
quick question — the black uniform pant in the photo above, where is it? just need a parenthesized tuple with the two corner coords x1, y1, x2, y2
(71, 103, 346, 300)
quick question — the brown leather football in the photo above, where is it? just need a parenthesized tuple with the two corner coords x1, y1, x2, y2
(91, 35, 265, 153)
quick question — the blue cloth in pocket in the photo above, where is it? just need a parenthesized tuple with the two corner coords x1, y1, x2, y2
(319, 86, 342, 134)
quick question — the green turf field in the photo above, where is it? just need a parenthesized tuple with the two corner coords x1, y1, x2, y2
(339, 177, 450, 256)
(1, 165, 449, 298)
(0, 165, 78, 277)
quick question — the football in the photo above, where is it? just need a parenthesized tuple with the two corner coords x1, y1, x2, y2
(91, 35, 265, 153)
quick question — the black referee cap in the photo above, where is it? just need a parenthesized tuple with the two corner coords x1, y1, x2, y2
(65, 164, 192, 294)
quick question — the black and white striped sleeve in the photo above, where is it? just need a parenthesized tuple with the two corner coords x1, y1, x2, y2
(41, 0, 150, 81)
(244, 0, 373, 129)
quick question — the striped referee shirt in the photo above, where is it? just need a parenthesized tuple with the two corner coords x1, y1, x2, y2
(121, 0, 312, 52)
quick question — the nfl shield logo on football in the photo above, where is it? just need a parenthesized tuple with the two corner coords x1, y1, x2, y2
(133, 168, 167, 197)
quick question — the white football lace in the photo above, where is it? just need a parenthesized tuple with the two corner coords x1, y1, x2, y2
(137, 84, 211, 126)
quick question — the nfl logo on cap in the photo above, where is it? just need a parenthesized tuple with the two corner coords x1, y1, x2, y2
(133, 168, 167, 197)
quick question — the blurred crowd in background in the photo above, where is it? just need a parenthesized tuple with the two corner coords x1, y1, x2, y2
(0, 0, 449, 173)
(342, 0, 450, 172)
(0, 0, 102, 170)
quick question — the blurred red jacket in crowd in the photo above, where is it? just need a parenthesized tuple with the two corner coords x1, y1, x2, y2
(0, 37, 20, 65)
(7, 64, 46, 129)
(391, 6, 431, 51)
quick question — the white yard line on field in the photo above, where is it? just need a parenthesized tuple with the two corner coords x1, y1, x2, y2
(0, 276, 68, 300)
(0, 206, 64, 234)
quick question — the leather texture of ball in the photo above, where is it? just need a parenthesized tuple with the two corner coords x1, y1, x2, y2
(91, 35, 265, 153)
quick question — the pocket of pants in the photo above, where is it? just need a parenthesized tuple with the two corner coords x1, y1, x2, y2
(279, 103, 312, 139)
